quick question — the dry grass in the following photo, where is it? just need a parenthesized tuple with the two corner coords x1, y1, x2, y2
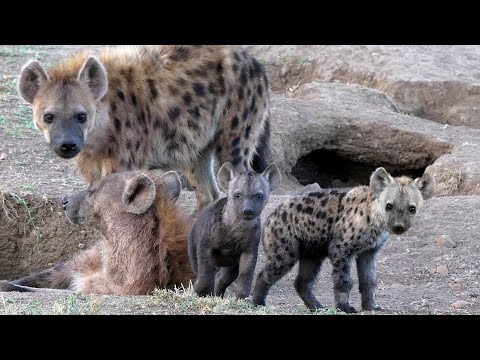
(433, 167, 463, 196)
(0, 284, 345, 315)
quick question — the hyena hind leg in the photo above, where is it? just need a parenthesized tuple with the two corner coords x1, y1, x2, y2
(0, 281, 72, 294)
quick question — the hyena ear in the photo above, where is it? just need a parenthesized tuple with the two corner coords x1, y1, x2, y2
(18, 60, 49, 104)
(262, 163, 282, 192)
(122, 174, 156, 214)
(370, 167, 394, 197)
(217, 162, 237, 192)
(78, 56, 108, 101)
(159, 171, 182, 202)
(414, 172, 436, 200)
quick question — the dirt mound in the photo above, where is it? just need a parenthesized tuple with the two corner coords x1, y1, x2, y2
(0, 192, 95, 279)
(247, 45, 480, 128)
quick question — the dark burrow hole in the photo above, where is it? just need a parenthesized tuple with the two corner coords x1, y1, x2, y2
(292, 149, 431, 188)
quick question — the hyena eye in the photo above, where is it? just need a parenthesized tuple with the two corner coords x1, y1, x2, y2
(77, 113, 87, 123)
(256, 193, 264, 199)
(234, 192, 241, 198)
(408, 205, 416, 214)
(44, 114, 54, 123)
(385, 203, 393, 211)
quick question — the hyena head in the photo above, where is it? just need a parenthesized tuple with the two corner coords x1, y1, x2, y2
(62, 170, 181, 229)
(217, 162, 281, 221)
(370, 167, 436, 235)
(17, 56, 108, 159)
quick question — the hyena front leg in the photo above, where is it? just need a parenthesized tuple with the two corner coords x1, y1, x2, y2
(214, 265, 239, 298)
(185, 147, 220, 211)
(356, 248, 382, 311)
(330, 253, 356, 314)
(234, 248, 259, 300)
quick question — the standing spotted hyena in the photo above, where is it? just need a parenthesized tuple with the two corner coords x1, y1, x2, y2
(17, 45, 271, 210)
(251, 167, 435, 313)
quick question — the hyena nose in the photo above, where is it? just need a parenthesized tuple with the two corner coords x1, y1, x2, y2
(243, 209, 255, 216)
(393, 225, 405, 233)
(62, 196, 69, 210)
(60, 143, 78, 152)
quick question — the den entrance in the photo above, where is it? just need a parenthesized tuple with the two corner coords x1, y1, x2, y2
(292, 149, 429, 188)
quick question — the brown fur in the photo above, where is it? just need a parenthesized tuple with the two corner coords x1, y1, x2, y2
(18, 45, 271, 211)
(0, 170, 194, 295)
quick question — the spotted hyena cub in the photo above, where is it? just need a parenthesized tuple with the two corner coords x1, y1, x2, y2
(188, 162, 281, 299)
(251, 168, 435, 313)
(17, 45, 270, 211)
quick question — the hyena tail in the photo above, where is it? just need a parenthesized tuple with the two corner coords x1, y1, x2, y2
(251, 117, 271, 173)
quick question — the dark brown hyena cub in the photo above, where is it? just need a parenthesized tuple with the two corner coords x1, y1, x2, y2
(188, 162, 281, 299)
(251, 167, 435, 313)
(0, 170, 194, 295)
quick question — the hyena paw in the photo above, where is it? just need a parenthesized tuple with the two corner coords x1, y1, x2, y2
(250, 296, 266, 307)
(337, 303, 357, 314)
(363, 304, 383, 311)
(0, 280, 16, 292)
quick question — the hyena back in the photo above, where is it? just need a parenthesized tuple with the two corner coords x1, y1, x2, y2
(17, 45, 271, 210)
(251, 167, 435, 313)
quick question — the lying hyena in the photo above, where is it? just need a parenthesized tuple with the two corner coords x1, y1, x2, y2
(251, 168, 435, 313)
(17, 45, 271, 210)
(188, 162, 281, 299)
(0, 170, 194, 295)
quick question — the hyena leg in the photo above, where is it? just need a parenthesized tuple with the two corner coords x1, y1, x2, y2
(214, 265, 239, 298)
(0, 261, 74, 293)
(194, 253, 216, 297)
(251, 233, 298, 306)
(294, 257, 325, 311)
(330, 255, 356, 314)
(0, 281, 72, 294)
(356, 249, 381, 311)
(234, 249, 259, 300)
(185, 147, 220, 211)
(11, 263, 72, 289)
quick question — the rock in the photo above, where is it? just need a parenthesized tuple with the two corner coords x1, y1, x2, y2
(436, 265, 449, 276)
(451, 300, 469, 309)
(246, 45, 480, 128)
(436, 235, 457, 248)
(0, 153, 6, 160)
(452, 283, 464, 291)
(294, 183, 321, 195)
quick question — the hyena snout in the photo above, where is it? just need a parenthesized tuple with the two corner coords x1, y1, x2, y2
(392, 224, 406, 235)
(61, 195, 69, 210)
(62, 191, 87, 225)
(242, 207, 256, 219)
(50, 125, 84, 159)
(241, 201, 262, 220)
(52, 138, 82, 159)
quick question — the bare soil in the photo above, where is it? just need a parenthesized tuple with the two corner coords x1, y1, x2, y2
(1, 45, 479, 315)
